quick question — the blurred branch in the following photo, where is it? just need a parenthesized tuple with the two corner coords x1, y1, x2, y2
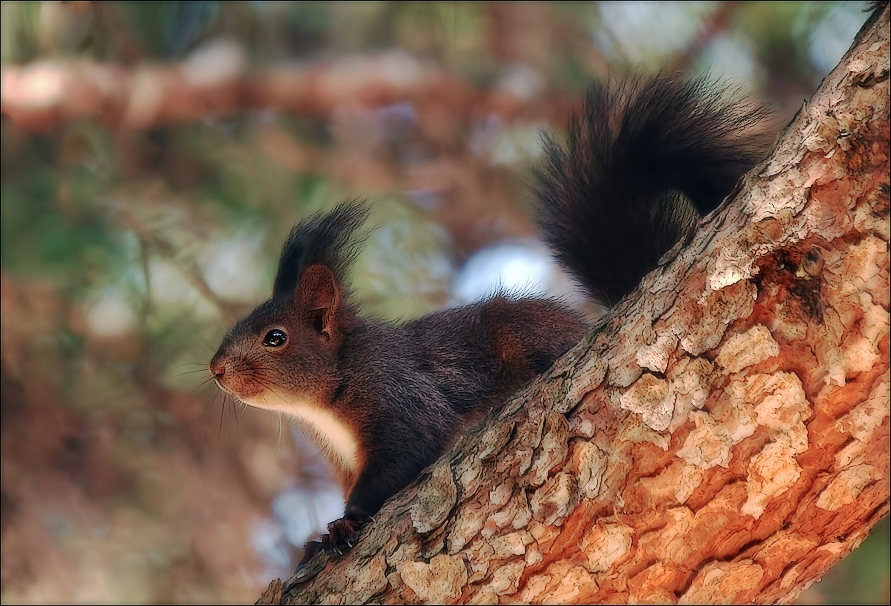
(111, 203, 239, 321)
(667, 2, 743, 73)
(0, 48, 573, 133)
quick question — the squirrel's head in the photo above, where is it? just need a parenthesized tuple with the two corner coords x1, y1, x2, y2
(209, 200, 368, 411)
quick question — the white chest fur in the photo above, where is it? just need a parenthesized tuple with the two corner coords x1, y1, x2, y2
(240, 393, 360, 478)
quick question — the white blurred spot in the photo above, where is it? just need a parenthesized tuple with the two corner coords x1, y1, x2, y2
(272, 486, 345, 548)
(497, 63, 546, 102)
(809, 4, 869, 75)
(595, 2, 712, 62)
(1, 62, 65, 108)
(699, 36, 757, 83)
(84, 288, 138, 339)
(183, 38, 247, 88)
(202, 235, 266, 304)
(452, 239, 585, 306)
(147, 258, 200, 307)
(376, 51, 426, 89)
(470, 116, 548, 166)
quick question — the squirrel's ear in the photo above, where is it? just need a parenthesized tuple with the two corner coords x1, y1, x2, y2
(297, 264, 340, 340)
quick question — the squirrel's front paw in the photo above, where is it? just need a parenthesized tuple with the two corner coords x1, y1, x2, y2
(287, 507, 373, 586)
(325, 506, 372, 552)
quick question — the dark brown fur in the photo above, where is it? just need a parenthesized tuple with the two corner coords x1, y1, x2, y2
(210, 75, 770, 571)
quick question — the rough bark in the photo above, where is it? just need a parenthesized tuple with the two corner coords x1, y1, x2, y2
(266, 7, 890, 605)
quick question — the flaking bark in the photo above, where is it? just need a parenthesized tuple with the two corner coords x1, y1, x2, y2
(271, 6, 890, 604)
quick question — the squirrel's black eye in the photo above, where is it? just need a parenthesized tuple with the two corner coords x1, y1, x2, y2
(263, 329, 287, 348)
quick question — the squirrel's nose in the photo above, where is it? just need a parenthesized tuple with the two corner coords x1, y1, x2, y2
(209, 357, 226, 381)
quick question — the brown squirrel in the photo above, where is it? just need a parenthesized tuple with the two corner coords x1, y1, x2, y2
(209, 75, 768, 576)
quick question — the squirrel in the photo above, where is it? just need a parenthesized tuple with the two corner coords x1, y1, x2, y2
(209, 74, 768, 576)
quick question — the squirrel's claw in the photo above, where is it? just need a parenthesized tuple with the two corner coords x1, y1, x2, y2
(286, 541, 328, 587)
(289, 511, 368, 587)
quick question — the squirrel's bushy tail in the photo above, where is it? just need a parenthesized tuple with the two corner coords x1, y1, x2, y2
(534, 75, 770, 306)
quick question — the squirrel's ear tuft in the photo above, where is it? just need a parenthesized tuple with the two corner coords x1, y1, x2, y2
(273, 199, 369, 298)
(297, 264, 340, 338)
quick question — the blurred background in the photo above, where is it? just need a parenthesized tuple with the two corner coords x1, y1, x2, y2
(0, 2, 887, 603)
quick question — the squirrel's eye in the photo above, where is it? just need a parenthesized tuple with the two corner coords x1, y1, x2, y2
(263, 329, 287, 348)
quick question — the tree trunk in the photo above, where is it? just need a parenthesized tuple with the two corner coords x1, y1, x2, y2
(270, 6, 890, 604)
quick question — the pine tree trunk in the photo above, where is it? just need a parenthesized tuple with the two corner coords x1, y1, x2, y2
(270, 5, 890, 604)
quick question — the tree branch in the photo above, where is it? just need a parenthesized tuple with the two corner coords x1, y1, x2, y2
(0, 48, 571, 133)
(275, 5, 890, 604)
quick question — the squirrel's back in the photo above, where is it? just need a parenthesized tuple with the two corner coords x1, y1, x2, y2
(212, 73, 772, 573)
(534, 75, 770, 307)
